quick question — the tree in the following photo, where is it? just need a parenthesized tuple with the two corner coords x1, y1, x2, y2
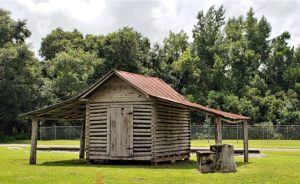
(0, 8, 31, 46)
(40, 28, 84, 60)
(191, 5, 227, 101)
(44, 49, 103, 102)
(0, 44, 42, 136)
(152, 31, 190, 90)
(99, 27, 150, 75)
(263, 32, 293, 91)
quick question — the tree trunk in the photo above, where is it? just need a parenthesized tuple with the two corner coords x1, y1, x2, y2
(210, 144, 236, 172)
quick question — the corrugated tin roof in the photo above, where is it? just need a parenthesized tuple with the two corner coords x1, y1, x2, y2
(113, 70, 249, 120)
(22, 69, 249, 121)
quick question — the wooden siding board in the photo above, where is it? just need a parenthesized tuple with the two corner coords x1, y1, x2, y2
(153, 100, 191, 160)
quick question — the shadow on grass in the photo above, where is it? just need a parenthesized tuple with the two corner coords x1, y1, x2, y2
(39, 159, 251, 170)
(39, 159, 198, 170)
(236, 161, 252, 167)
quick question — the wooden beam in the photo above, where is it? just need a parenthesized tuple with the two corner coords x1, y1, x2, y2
(220, 118, 243, 124)
(79, 120, 86, 159)
(215, 116, 222, 144)
(243, 120, 249, 162)
(36, 101, 79, 116)
(29, 118, 39, 164)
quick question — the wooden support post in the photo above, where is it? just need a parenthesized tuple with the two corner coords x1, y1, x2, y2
(243, 120, 249, 163)
(29, 118, 39, 165)
(215, 117, 222, 144)
(79, 120, 86, 159)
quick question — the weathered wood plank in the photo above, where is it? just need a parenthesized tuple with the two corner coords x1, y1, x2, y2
(133, 120, 152, 124)
(85, 102, 90, 158)
(29, 118, 39, 165)
(79, 120, 85, 159)
(215, 116, 222, 144)
(243, 120, 249, 163)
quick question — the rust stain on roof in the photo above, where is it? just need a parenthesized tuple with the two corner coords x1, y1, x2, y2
(115, 70, 249, 120)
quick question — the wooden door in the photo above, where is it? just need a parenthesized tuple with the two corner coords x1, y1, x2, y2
(109, 106, 133, 157)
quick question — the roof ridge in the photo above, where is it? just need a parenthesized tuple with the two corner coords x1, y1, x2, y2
(114, 70, 162, 80)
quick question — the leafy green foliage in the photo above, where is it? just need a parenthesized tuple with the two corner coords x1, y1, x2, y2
(0, 9, 31, 46)
(40, 28, 84, 60)
(44, 49, 103, 102)
(0, 44, 42, 135)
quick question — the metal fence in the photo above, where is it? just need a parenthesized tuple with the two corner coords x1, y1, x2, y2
(40, 126, 81, 140)
(39, 125, 300, 140)
(191, 125, 300, 140)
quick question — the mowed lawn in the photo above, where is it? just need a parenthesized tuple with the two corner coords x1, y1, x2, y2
(0, 145, 300, 183)
(191, 139, 300, 149)
(3, 139, 300, 149)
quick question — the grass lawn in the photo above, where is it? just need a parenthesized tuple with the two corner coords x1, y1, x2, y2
(2, 139, 300, 149)
(1, 139, 80, 146)
(191, 139, 300, 149)
(0, 146, 299, 184)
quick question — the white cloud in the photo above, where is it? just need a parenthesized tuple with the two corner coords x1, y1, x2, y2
(1, 0, 300, 55)
(16, 0, 107, 22)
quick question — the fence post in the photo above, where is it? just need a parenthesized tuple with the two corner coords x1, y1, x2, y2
(266, 124, 269, 145)
(208, 124, 210, 143)
(39, 127, 41, 140)
(287, 126, 289, 140)
(54, 125, 56, 140)
(236, 124, 239, 143)
(69, 125, 72, 139)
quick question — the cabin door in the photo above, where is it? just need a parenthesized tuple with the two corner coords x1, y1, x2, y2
(109, 106, 133, 157)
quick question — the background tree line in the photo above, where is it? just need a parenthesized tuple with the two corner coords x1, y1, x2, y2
(0, 6, 299, 138)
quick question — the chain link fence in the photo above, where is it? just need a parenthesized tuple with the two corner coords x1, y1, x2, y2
(191, 125, 300, 140)
(39, 125, 300, 140)
(40, 126, 81, 140)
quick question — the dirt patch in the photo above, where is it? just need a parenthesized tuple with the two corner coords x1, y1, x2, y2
(7, 147, 23, 150)
(236, 153, 266, 158)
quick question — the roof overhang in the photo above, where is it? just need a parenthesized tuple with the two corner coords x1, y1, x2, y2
(21, 69, 250, 122)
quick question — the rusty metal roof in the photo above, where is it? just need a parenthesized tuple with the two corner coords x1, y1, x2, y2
(113, 70, 249, 120)
(22, 69, 249, 121)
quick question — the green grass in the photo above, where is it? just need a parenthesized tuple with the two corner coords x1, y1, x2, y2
(3, 139, 300, 149)
(1, 139, 80, 146)
(191, 139, 300, 149)
(0, 146, 299, 184)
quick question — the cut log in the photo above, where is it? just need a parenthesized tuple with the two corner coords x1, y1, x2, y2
(210, 144, 236, 172)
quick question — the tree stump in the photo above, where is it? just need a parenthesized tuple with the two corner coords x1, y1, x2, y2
(210, 144, 236, 172)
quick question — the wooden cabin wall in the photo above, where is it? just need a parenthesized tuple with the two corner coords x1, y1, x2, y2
(153, 100, 191, 161)
(85, 75, 154, 160)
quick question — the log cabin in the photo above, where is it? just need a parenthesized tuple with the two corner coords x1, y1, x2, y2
(22, 70, 249, 165)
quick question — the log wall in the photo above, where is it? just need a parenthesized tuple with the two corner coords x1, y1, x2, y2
(153, 100, 191, 161)
(86, 75, 153, 161)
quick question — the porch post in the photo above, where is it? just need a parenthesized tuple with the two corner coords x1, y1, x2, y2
(243, 120, 249, 163)
(79, 120, 86, 159)
(29, 118, 39, 164)
(215, 116, 222, 144)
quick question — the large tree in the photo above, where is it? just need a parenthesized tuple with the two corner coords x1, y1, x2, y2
(0, 9, 31, 46)
(44, 49, 103, 102)
(0, 44, 42, 136)
(99, 27, 150, 75)
(40, 28, 84, 60)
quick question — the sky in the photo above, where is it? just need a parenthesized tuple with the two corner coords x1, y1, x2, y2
(1, 0, 300, 56)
